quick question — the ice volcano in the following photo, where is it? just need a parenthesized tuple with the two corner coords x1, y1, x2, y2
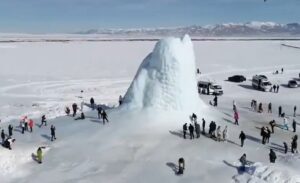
(122, 35, 205, 112)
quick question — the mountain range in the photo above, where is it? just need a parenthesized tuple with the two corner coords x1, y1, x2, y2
(77, 22, 300, 37)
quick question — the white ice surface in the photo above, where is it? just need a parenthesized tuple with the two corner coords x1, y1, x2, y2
(0, 38, 300, 183)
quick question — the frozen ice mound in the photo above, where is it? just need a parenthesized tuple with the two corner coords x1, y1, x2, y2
(122, 35, 205, 111)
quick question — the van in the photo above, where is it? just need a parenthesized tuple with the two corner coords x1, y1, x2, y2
(252, 75, 272, 92)
(198, 81, 223, 95)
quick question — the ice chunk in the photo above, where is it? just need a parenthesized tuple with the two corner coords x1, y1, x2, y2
(122, 35, 205, 112)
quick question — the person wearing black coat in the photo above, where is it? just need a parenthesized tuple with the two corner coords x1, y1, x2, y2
(292, 119, 297, 133)
(278, 106, 282, 117)
(239, 131, 246, 147)
(90, 97, 95, 109)
(213, 96, 218, 107)
(1, 130, 5, 144)
(291, 135, 298, 153)
(8, 125, 13, 137)
(101, 110, 109, 124)
(189, 124, 194, 139)
(265, 127, 271, 143)
(202, 118, 206, 134)
(284, 142, 288, 154)
(183, 123, 187, 139)
(269, 149, 277, 163)
(72, 103, 78, 117)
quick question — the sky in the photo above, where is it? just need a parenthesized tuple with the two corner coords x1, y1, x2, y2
(0, 0, 299, 33)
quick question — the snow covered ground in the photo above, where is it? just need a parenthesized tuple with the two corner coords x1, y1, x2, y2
(0, 38, 300, 183)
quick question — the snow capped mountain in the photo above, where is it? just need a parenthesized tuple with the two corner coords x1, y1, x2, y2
(78, 22, 300, 37)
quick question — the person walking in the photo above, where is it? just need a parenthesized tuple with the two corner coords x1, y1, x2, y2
(294, 106, 297, 117)
(119, 95, 123, 106)
(223, 126, 228, 142)
(65, 107, 70, 116)
(37, 147, 43, 164)
(292, 119, 297, 133)
(239, 131, 246, 147)
(234, 111, 239, 125)
(189, 124, 194, 139)
(261, 127, 266, 144)
(97, 106, 103, 119)
(101, 110, 109, 124)
(41, 115, 47, 126)
(183, 123, 187, 139)
(8, 124, 13, 137)
(269, 149, 277, 163)
(50, 125, 56, 141)
(283, 117, 289, 130)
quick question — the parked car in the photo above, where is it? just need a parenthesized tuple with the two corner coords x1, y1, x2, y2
(228, 75, 246, 82)
(252, 75, 272, 92)
(198, 81, 223, 95)
(288, 80, 298, 88)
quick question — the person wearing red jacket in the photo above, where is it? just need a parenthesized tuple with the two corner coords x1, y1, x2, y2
(28, 119, 34, 132)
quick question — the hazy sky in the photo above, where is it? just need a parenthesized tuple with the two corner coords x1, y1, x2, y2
(0, 0, 299, 33)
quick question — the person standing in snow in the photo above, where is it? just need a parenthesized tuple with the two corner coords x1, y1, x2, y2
(213, 95, 218, 107)
(65, 107, 70, 116)
(195, 122, 200, 138)
(28, 119, 34, 132)
(216, 126, 222, 142)
(292, 119, 297, 133)
(90, 97, 95, 109)
(189, 124, 194, 139)
(97, 106, 103, 119)
(80, 101, 84, 112)
(178, 157, 185, 175)
(8, 124, 13, 137)
(284, 142, 288, 154)
(265, 127, 271, 144)
(1, 129, 5, 144)
(239, 154, 247, 171)
(278, 106, 282, 117)
(268, 103, 272, 113)
(72, 103, 78, 117)
(101, 110, 109, 124)
(269, 149, 277, 163)
(37, 147, 43, 164)
(234, 111, 239, 125)
(291, 135, 298, 154)
(276, 85, 280, 93)
(258, 103, 263, 113)
(272, 85, 276, 93)
(119, 95, 123, 106)
(41, 115, 47, 127)
(233, 100, 237, 112)
(183, 123, 187, 139)
(21, 121, 25, 134)
(50, 125, 56, 141)
(223, 126, 228, 142)
(294, 106, 297, 117)
(269, 120, 276, 133)
(191, 113, 197, 123)
(283, 117, 289, 130)
(202, 118, 206, 134)
(24, 119, 29, 131)
(239, 131, 246, 147)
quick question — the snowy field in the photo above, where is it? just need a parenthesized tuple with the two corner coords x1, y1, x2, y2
(0, 38, 300, 183)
